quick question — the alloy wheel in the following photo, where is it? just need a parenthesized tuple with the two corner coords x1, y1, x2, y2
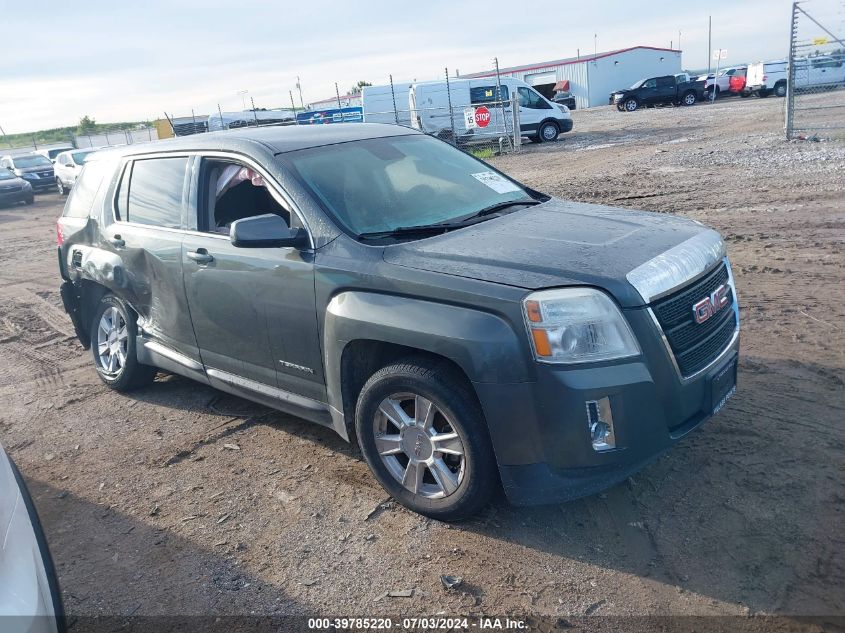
(625, 99, 638, 111)
(97, 306, 129, 375)
(373, 392, 466, 499)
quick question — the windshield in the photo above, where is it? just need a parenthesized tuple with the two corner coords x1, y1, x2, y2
(13, 155, 52, 168)
(628, 79, 645, 89)
(279, 135, 532, 236)
(72, 150, 93, 165)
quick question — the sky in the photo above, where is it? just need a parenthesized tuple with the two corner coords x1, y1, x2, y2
(0, 0, 798, 134)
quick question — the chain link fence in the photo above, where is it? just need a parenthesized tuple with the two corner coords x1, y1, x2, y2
(2, 125, 159, 158)
(786, 0, 845, 139)
(166, 66, 531, 157)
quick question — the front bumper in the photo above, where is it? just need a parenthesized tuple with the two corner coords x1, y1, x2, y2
(0, 188, 32, 204)
(474, 311, 740, 506)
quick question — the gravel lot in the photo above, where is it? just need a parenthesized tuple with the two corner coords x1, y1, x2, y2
(0, 95, 843, 627)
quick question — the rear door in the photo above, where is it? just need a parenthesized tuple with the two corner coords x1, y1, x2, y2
(655, 76, 677, 103)
(106, 155, 200, 361)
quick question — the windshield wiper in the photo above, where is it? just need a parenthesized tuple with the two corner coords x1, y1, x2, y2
(357, 199, 541, 240)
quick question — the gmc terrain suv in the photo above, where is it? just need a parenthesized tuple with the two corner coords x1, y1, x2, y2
(57, 125, 739, 520)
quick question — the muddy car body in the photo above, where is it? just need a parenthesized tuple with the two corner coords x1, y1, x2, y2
(56, 124, 739, 520)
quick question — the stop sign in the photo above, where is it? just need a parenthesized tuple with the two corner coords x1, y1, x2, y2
(474, 106, 491, 128)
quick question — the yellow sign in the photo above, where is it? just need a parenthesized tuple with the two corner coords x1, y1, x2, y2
(812, 37, 829, 45)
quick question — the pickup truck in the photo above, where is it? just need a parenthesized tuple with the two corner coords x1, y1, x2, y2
(610, 73, 707, 111)
(56, 124, 740, 520)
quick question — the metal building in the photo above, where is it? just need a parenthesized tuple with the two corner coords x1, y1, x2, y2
(461, 46, 683, 109)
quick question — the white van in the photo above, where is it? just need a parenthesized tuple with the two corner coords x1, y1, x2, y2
(362, 83, 413, 126)
(409, 77, 573, 143)
(746, 57, 845, 97)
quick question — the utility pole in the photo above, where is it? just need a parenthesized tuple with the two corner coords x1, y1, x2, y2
(296, 76, 305, 109)
(707, 16, 712, 75)
(678, 30, 682, 51)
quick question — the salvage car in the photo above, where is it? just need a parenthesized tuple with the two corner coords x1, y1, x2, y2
(53, 149, 96, 196)
(56, 125, 740, 520)
(0, 442, 65, 633)
(0, 169, 34, 207)
(0, 154, 55, 193)
(610, 73, 707, 111)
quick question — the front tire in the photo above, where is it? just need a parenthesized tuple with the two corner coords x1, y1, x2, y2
(774, 81, 787, 98)
(623, 97, 639, 112)
(538, 121, 559, 142)
(91, 295, 156, 391)
(355, 358, 497, 521)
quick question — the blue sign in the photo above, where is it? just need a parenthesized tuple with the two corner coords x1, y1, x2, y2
(296, 107, 363, 125)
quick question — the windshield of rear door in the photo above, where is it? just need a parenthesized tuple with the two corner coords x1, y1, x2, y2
(278, 134, 534, 236)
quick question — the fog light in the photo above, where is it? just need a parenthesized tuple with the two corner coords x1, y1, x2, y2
(586, 397, 616, 451)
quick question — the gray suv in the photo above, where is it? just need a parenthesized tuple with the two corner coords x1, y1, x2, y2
(56, 124, 739, 520)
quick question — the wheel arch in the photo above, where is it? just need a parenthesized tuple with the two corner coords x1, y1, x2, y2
(323, 291, 532, 442)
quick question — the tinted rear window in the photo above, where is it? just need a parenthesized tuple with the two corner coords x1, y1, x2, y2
(62, 159, 113, 218)
(120, 157, 187, 228)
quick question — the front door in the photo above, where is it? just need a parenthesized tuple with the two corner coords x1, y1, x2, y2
(182, 156, 325, 402)
(517, 86, 554, 135)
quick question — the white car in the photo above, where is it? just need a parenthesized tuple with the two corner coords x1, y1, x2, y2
(53, 149, 96, 196)
(702, 66, 747, 98)
(0, 443, 64, 633)
(746, 56, 845, 98)
(35, 147, 73, 163)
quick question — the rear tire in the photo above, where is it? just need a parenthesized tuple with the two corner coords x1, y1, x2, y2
(758, 88, 770, 98)
(91, 294, 156, 392)
(682, 91, 697, 106)
(774, 81, 787, 98)
(24, 195, 34, 205)
(355, 357, 497, 521)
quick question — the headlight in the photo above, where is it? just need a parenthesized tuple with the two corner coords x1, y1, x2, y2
(522, 288, 640, 364)
(557, 104, 570, 114)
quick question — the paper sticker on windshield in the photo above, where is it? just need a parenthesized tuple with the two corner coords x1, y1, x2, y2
(471, 171, 521, 194)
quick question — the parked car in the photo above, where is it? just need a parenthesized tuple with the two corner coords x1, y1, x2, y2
(610, 73, 707, 111)
(53, 149, 97, 196)
(551, 79, 576, 110)
(35, 147, 74, 163)
(0, 154, 55, 193)
(744, 57, 845, 98)
(0, 169, 34, 206)
(57, 125, 739, 520)
(0, 442, 65, 633)
(703, 66, 747, 98)
(729, 70, 748, 96)
(362, 82, 414, 126)
(409, 77, 573, 143)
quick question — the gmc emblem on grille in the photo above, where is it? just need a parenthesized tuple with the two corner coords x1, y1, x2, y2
(693, 284, 729, 324)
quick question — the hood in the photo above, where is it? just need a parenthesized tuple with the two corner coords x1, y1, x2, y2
(0, 177, 26, 188)
(382, 198, 710, 307)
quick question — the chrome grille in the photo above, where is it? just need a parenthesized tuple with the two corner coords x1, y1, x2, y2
(652, 262, 737, 377)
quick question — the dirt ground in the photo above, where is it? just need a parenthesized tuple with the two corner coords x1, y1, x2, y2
(0, 95, 843, 628)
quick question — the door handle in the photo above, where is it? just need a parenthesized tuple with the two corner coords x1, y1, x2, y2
(186, 248, 214, 265)
(110, 234, 125, 248)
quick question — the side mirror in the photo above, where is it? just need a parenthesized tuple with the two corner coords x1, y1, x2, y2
(229, 213, 308, 248)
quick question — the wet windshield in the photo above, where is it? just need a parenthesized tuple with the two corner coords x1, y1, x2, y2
(279, 135, 533, 237)
(13, 155, 52, 168)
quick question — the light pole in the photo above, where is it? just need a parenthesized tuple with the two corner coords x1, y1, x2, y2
(236, 90, 249, 111)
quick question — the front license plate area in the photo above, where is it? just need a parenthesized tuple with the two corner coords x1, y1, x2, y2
(710, 359, 737, 415)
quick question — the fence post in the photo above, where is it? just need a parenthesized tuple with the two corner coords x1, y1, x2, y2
(390, 74, 399, 125)
(445, 67, 455, 145)
(785, 1, 798, 139)
(218, 103, 225, 131)
(510, 93, 521, 150)
(250, 97, 258, 125)
(493, 57, 512, 151)
(335, 83, 342, 109)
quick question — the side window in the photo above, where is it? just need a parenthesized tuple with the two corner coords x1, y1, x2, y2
(643, 78, 657, 89)
(198, 159, 292, 234)
(63, 159, 113, 218)
(120, 157, 187, 228)
(656, 76, 674, 88)
(470, 85, 509, 104)
(518, 87, 552, 109)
